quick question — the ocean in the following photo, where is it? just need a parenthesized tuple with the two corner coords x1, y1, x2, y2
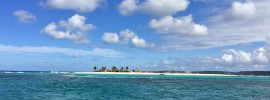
(0, 72, 270, 100)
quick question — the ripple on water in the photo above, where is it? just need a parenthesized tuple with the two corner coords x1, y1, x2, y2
(0, 73, 270, 99)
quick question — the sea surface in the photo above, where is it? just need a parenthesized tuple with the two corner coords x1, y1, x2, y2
(0, 72, 270, 100)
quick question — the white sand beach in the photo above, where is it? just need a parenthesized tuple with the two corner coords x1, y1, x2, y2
(73, 72, 238, 76)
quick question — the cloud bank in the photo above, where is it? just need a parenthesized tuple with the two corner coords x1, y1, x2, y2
(0, 44, 122, 58)
(154, 0, 270, 51)
(147, 44, 270, 71)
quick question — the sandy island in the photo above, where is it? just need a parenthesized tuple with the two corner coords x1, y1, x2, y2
(72, 72, 238, 76)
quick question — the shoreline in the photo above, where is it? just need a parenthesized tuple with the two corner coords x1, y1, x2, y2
(1, 71, 270, 76)
(72, 72, 238, 76)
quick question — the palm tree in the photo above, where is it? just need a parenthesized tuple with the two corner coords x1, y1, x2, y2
(93, 66, 97, 72)
(101, 66, 107, 72)
(125, 66, 129, 72)
(120, 67, 124, 72)
(111, 66, 118, 72)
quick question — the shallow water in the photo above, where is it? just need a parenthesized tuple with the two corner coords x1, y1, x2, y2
(0, 73, 270, 100)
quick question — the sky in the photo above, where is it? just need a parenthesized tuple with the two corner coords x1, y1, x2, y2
(0, 0, 270, 71)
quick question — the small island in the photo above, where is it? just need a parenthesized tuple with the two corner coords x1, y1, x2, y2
(92, 66, 141, 72)
(72, 66, 239, 76)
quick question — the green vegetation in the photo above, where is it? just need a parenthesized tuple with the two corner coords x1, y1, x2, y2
(120, 67, 124, 72)
(93, 66, 141, 72)
(125, 66, 129, 72)
(100, 66, 107, 72)
(93, 66, 97, 72)
(111, 66, 119, 72)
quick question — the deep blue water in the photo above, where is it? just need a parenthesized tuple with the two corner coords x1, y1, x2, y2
(1, 73, 270, 100)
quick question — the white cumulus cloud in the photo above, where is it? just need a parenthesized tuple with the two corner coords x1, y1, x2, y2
(118, 0, 139, 16)
(42, 14, 95, 44)
(139, 0, 189, 16)
(120, 29, 137, 39)
(102, 29, 154, 48)
(13, 10, 36, 23)
(41, 0, 104, 13)
(120, 29, 137, 44)
(253, 47, 268, 63)
(59, 14, 95, 31)
(221, 54, 233, 63)
(231, 2, 256, 19)
(149, 15, 208, 35)
(222, 49, 252, 64)
(102, 32, 120, 44)
(118, 0, 189, 16)
(131, 36, 155, 48)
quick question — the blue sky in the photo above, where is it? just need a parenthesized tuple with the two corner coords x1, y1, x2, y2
(0, 0, 269, 71)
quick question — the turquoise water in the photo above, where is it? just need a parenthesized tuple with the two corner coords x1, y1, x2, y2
(1, 73, 270, 100)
